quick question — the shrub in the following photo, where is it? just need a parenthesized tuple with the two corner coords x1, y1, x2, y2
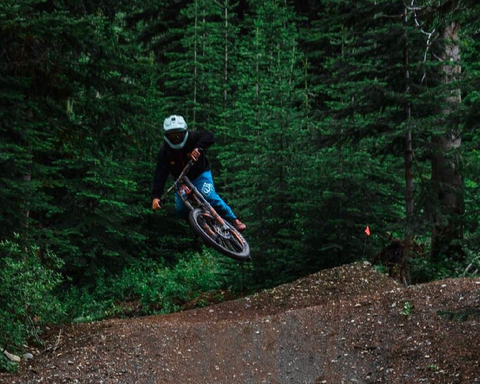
(0, 238, 64, 371)
(62, 247, 227, 321)
(409, 247, 480, 283)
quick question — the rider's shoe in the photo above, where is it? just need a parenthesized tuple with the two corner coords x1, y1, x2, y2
(231, 219, 246, 232)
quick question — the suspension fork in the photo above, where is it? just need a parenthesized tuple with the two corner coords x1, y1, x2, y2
(183, 177, 244, 244)
(182, 177, 226, 226)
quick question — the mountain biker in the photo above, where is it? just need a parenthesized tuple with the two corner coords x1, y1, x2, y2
(152, 115, 246, 232)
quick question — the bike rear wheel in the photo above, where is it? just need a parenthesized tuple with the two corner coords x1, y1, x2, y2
(189, 208, 250, 261)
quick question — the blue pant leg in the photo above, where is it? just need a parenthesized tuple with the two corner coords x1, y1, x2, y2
(192, 171, 237, 221)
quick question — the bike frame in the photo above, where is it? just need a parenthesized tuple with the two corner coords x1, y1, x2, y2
(159, 158, 250, 260)
(161, 159, 226, 226)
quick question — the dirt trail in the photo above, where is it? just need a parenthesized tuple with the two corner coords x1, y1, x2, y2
(2, 262, 480, 384)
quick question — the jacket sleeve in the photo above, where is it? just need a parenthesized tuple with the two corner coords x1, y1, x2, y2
(152, 149, 170, 199)
(192, 130, 214, 150)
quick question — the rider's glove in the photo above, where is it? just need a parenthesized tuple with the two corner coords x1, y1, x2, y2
(152, 198, 162, 210)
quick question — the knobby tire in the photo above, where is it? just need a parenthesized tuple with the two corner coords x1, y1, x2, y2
(189, 208, 250, 261)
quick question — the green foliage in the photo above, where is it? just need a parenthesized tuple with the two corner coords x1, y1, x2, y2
(128, 249, 225, 314)
(409, 248, 480, 284)
(0, 0, 166, 279)
(1, 1, 480, 364)
(437, 308, 480, 322)
(402, 301, 413, 318)
(61, 248, 227, 321)
(0, 238, 64, 371)
(214, 0, 313, 286)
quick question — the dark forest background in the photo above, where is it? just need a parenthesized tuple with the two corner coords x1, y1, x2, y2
(1, 0, 479, 368)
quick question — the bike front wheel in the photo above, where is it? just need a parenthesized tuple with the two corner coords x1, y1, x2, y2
(189, 208, 250, 261)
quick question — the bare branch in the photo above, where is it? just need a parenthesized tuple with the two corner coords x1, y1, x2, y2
(405, 0, 438, 84)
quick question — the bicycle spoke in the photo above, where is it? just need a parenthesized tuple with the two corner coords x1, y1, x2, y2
(189, 208, 250, 260)
(223, 234, 242, 252)
(208, 224, 238, 252)
(219, 236, 236, 252)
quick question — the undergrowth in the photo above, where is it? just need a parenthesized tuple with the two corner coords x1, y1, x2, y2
(2, 237, 477, 372)
(0, 242, 241, 372)
(0, 238, 64, 372)
(60, 247, 236, 322)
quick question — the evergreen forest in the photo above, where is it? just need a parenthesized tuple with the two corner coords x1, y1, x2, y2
(1, 0, 479, 369)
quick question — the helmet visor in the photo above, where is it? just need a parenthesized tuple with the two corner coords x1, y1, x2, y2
(165, 131, 186, 145)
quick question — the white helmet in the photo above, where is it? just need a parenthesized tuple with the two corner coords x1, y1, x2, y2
(163, 115, 189, 149)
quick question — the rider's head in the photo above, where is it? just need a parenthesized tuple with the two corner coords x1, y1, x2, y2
(163, 115, 188, 149)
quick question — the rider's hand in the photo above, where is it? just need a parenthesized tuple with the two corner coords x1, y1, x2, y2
(152, 198, 162, 211)
(190, 148, 201, 162)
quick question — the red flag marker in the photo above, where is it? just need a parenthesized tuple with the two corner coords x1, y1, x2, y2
(365, 226, 371, 236)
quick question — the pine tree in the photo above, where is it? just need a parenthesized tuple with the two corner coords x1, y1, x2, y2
(213, 0, 310, 285)
(299, 0, 480, 271)
(294, 0, 412, 265)
(459, 2, 480, 258)
(0, 0, 165, 281)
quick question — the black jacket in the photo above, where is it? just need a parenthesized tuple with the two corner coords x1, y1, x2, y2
(152, 130, 214, 199)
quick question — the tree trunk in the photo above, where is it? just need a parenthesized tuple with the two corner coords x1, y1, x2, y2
(403, 8, 413, 284)
(193, 0, 198, 123)
(431, 22, 464, 262)
(404, 10, 413, 222)
(224, 0, 228, 109)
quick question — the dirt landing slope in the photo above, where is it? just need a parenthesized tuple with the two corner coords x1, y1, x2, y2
(2, 262, 480, 384)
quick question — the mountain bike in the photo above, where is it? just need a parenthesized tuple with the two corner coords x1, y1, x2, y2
(160, 159, 250, 261)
